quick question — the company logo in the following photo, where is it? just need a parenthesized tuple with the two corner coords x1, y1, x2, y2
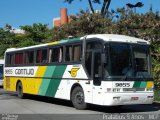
(68, 68, 80, 77)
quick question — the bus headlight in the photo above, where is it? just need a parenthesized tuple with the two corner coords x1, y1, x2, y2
(146, 88, 153, 91)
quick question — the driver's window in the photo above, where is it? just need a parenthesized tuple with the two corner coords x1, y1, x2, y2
(93, 52, 102, 85)
(85, 41, 102, 78)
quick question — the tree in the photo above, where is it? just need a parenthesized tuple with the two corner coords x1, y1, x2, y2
(65, 0, 112, 17)
(0, 25, 16, 58)
(126, 2, 144, 13)
(51, 10, 112, 41)
(20, 23, 52, 44)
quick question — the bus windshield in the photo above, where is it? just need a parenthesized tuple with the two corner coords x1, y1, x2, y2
(104, 43, 151, 79)
(0, 64, 3, 79)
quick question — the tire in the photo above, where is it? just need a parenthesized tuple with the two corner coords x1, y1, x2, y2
(16, 82, 25, 99)
(71, 86, 87, 110)
(111, 105, 123, 109)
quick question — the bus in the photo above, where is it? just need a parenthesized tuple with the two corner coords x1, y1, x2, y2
(3, 34, 154, 109)
(0, 59, 4, 86)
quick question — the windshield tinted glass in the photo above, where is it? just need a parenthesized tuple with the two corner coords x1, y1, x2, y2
(133, 45, 151, 77)
(104, 43, 151, 79)
(0, 64, 3, 79)
(109, 43, 133, 76)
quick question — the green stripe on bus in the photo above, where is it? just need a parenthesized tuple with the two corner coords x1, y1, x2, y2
(140, 81, 147, 88)
(45, 65, 67, 97)
(133, 81, 141, 88)
(69, 38, 80, 42)
(38, 66, 56, 95)
(58, 40, 68, 44)
(38, 79, 51, 95)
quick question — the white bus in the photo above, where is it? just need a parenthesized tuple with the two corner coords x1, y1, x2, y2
(0, 59, 4, 86)
(3, 34, 154, 109)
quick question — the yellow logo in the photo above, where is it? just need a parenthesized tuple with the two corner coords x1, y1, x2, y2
(68, 68, 80, 77)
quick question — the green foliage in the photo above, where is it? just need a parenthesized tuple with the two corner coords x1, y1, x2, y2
(20, 23, 52, 44)
(154, 89, 160, 101)
(0, 23, 52, 58)
(0, 25, 17, 58)
(51, 10, 112, 40)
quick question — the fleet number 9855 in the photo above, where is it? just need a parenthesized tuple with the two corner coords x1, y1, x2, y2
(115, 83, 130, 87)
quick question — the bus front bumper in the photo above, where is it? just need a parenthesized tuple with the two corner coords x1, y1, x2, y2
(103, 92, 154, 106)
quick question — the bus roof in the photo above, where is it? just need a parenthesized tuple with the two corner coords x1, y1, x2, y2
(6, 37, 80, 52)
(6, 34, 149, 52)
(84, 34, 150, 44)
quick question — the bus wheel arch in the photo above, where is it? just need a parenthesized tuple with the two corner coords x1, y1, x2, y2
(16, 80, 25, 99)
(70, 84, 87, 110)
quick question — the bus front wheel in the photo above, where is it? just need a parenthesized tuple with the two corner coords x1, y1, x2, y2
(71, 86, 87, 110)
(16, 82, 24, 99)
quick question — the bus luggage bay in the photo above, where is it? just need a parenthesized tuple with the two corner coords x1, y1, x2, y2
(4, 34, 154, 109)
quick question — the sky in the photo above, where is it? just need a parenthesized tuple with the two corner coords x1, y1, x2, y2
(0, 0, 160, 28)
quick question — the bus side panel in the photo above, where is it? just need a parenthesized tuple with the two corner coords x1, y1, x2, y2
(4, 65, 92, 102)
(54, 65, 93, 103)
(3, 66, 47, 95)
(3, 77, 43, 95)
(3, 77, 17, 92)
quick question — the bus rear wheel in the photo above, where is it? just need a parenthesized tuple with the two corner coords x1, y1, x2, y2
(71, 86, 87, 110)
(16, 82, 25, 99)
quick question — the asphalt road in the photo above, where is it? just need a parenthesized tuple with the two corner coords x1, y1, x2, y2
(0, 87, 160, 120)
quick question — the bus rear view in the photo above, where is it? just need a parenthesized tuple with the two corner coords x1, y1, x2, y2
(0, 59, 4, 86)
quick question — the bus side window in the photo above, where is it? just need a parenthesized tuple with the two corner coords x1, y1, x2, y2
(36, 50, 42, 63)
(85, 52, 92, 77)
(59, 47, 63, 62)
(52, 47, 63, 63)
(11, 54, 14, 65)
(6, 54, 14, 65)
(6, 54, 10, 65)
(73, 45, 82, 62)
(48, 48, 52, 63)
(15, 53, 23, 65)
(65, 45, 72, 62)
(87, 42, 102, 50)
(25, 51, 34, 64)
(42, 49, 48, 63)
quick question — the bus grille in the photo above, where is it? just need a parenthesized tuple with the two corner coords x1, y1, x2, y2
(123, 88, 145, 92)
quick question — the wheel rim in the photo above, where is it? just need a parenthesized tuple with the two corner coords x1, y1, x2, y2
(75, 91, 84, 104)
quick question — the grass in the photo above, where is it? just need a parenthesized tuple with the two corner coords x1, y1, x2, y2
(154, 89, 160, 102)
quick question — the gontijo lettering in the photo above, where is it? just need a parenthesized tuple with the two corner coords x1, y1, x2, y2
(15, 69, 34, 75)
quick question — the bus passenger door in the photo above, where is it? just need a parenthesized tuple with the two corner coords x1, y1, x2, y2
(92, 51, 103, 105)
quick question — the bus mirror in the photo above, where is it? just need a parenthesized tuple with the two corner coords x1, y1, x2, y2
(102, 53, 107, 63)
